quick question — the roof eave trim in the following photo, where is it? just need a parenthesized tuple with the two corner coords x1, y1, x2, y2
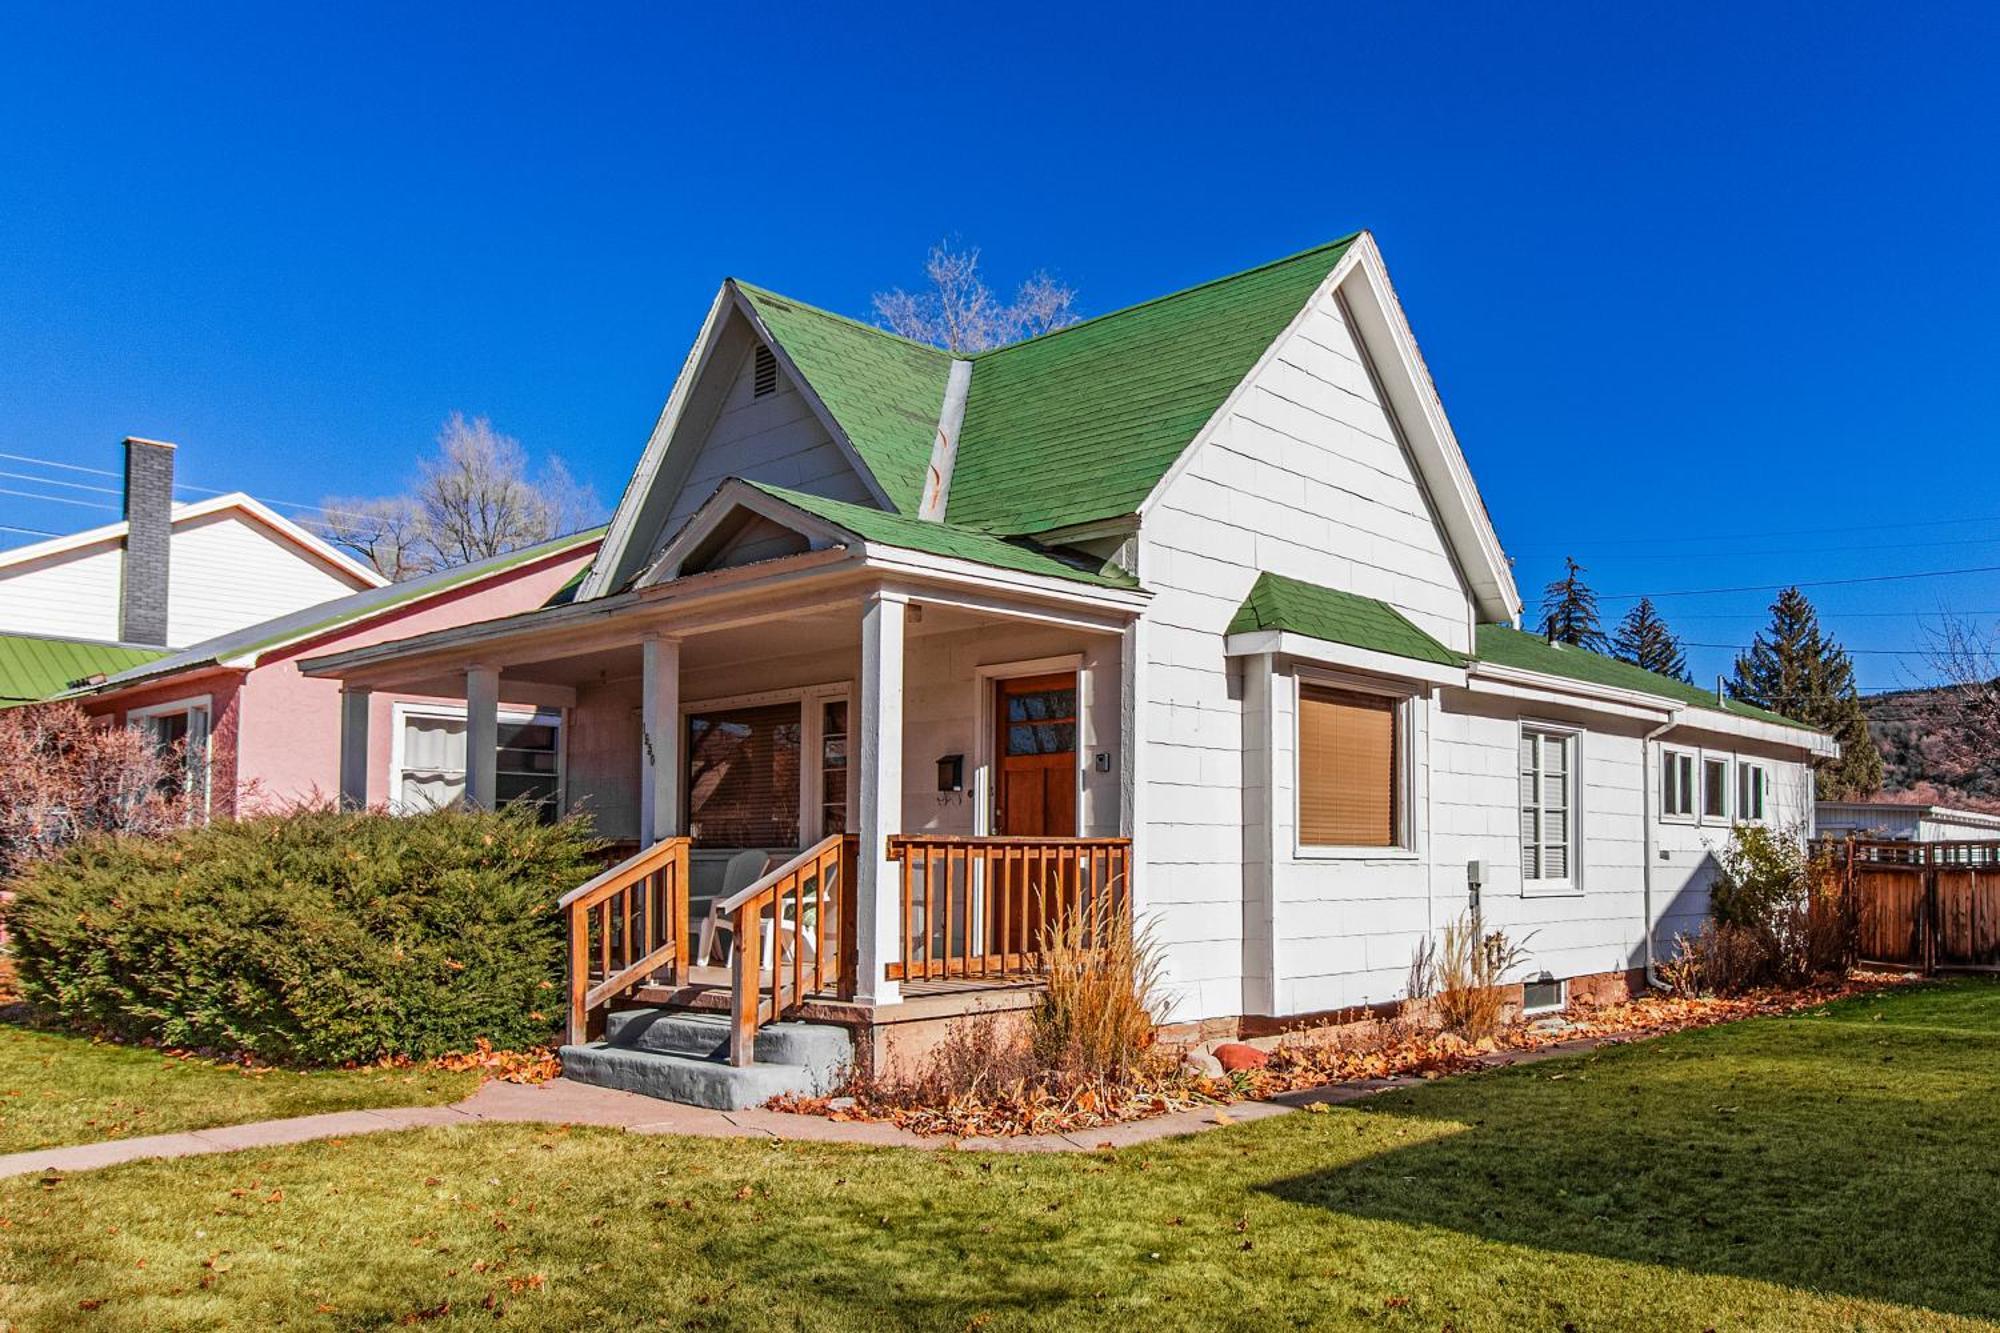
(1225, 628, 1466, 687)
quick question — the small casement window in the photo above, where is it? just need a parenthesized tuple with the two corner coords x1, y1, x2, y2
(1703, 756, 1730, 821)
(752, 343, 779, 397)
(131, 699, 212, 814)
(1519, 727, 1576, 884)
(1298, 684, 1401, 849)
(1662, 749, 1696, 819)
(1737, 762, 1768, 822)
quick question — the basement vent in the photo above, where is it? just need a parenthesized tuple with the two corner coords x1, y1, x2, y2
(752, 344, 778, 398)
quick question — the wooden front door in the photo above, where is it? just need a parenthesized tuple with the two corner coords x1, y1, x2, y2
(994, 672, 1079, 837)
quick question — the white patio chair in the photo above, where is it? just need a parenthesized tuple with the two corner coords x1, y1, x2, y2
(695, 851, 818, 980)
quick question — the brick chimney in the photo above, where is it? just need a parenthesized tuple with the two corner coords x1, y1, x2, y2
(119, 437, 176, 646)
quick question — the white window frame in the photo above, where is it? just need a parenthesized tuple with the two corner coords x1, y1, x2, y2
(389, 700, 567, 816)
(128, 694, 214, 818)
(1518, 720, 1583, 898)
(1521, 976, 1568, 1016)
(681, 679, 853, 845)
(1701, 753, 1732, 824)
(1292, 667, 1419, 861)
(1661, 745, 1698, 823)
(1736, 760, 1769, 825)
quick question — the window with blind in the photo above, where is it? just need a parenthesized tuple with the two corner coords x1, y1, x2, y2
(395, 708, 562, 823)
(1519, 727, 1576, 885)
(687, 702, 801, 847)
(1297, 684, 1402, 848)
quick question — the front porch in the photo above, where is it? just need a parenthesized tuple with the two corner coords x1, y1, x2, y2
(306, 520, 1146, 1091)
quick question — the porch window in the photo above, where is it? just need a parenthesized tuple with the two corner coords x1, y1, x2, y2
(1297, 684, 1402, 849)
(820, 700, 848, 836)
(687, 702, 800, 848)
(1519, 727, 1576, 886)
(395, 707, 563, 820)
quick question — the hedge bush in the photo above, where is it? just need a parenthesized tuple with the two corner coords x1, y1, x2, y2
(2, 806, 602, 1065)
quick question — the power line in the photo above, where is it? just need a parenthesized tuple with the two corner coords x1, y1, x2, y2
(1604, 563, 2000, 602)
(0, 523, 61, 538)
(0, 486, 119, 512)
(1680, 642, 1929, 655)
(1512, 508, 2000, 552)
(0, 448, 373, 528)
(0, 450, 118, 478)
(0, 468, 121, 496)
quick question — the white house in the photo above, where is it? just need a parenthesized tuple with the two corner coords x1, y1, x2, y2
(302, 232, 1834, 1102)
(1817, 800, 2000, 843)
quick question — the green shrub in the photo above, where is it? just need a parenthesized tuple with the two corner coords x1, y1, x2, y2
(1683, 824, 1854, 993)
(2, 806, 601, 1065)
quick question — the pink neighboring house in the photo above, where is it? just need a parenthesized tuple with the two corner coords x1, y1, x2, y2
(65, 529, 603, 819)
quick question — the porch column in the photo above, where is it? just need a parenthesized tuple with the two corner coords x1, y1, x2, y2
(338, 687, 372, 809)
(464, 665, 500, 811)
(640, 635, 682, 844)
(855, 588, 907, 1006)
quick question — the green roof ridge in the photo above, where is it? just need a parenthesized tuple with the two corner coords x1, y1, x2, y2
(731, 280, 952, 358)
(741, 481, 1136, 590)
(1474, 624, 1809, 730)
(1228, 572, 1464, 668)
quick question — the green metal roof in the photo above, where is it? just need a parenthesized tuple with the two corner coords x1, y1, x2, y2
(1474, 625, 1810, 729)
(945, 235, 1361, 533)
(743, 482, 1137, 590)
(736, 283, 954, 516)
(0, 634, 167, 706)
(80, 528, 605, 694)
(1228, 572, 1463, 667)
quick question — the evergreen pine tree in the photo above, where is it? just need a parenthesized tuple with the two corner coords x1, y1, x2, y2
(1610, 597, 1690, 682)
(1727, 586, 1883, 798)
(1540, 556, 1607, 653)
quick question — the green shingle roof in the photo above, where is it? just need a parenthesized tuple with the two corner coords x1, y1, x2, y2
(736, 236, 1361, 537)
(736, 283, 955, 515)
(945, 235, 1360, 533)
(1228, 572, 1463, 667)
(0, 634, 167, 706)
(744, 482, 1136, 590)
(1474, 625, 1809, 729)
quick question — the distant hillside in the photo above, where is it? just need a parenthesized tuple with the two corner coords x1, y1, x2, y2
(1863, 686, 2000, 806)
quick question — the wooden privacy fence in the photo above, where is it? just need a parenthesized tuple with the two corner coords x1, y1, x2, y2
(885, 835, 1132, 982)
(564, 837, 692, 1044)
(1835, 838, 2000, 973)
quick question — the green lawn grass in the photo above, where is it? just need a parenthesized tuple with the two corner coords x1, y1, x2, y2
(0, 1012, 481, 1155)
(1, 980, 1995, 1330)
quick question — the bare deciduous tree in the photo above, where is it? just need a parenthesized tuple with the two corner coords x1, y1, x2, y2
(1917, 611, 2000, 787)
(0, 701, 185, 885)
(873, 242, 1079, 354)
(321, 414, 602, 580)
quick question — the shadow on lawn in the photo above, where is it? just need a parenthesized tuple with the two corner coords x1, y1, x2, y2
(1259, 980, 2000, 1322)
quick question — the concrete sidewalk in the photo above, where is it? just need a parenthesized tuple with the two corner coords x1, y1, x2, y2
(0, 1034, 1610, 1180)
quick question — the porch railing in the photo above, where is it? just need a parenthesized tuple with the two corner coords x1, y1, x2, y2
(722, 834, 859, 1067)
(563, 837, 692, 1045)
(886, 836, 1132, 982)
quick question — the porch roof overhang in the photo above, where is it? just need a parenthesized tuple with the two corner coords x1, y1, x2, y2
(1223, 628, 1468, 689)
(300, 539, 1148, 692)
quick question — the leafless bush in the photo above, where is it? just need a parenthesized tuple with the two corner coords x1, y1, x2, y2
(1433, 913, 1531, 1040)
(0, 701, 185, 884)
(1031, 886, 1163, 1085)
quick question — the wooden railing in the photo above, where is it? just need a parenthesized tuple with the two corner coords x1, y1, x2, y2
(563, 837, 691, 1045)
(885, 836, 1132, 982)
(723, 834, 858, 1067)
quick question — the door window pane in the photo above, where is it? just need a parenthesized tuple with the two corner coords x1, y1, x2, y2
(821, 700, 847, 836)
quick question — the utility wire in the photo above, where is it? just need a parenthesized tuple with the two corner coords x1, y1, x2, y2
(0, 468, 122, 496)
(0, 486, 119, 511)
(1603, 563, 2000, 602)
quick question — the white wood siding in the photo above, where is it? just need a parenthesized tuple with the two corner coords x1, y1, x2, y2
(0, 512, 368, 647)
(660, 343, 876, 536)
(0, 540, 124, 641)
(166, 512, 364, 644)
(1136, 286, 1474, 1021)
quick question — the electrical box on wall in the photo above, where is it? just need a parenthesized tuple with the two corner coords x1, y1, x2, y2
(1094, 751, 1111, 772)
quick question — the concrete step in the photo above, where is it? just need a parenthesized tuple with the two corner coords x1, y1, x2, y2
(603, 1008, 850, 1072)
(557, 1042, 835, 1112)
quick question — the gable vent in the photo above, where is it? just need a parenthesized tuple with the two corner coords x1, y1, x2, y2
(752, 343, 778, 398)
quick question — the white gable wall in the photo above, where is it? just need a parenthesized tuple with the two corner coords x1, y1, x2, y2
(167, 512, 367, 644)
(1135, 284, 1475, 1023)
(659, 343, 877, 538)
(0, 539, 125, 641)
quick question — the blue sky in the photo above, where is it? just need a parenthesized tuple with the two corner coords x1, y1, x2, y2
(2, 3, 1995, 690)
